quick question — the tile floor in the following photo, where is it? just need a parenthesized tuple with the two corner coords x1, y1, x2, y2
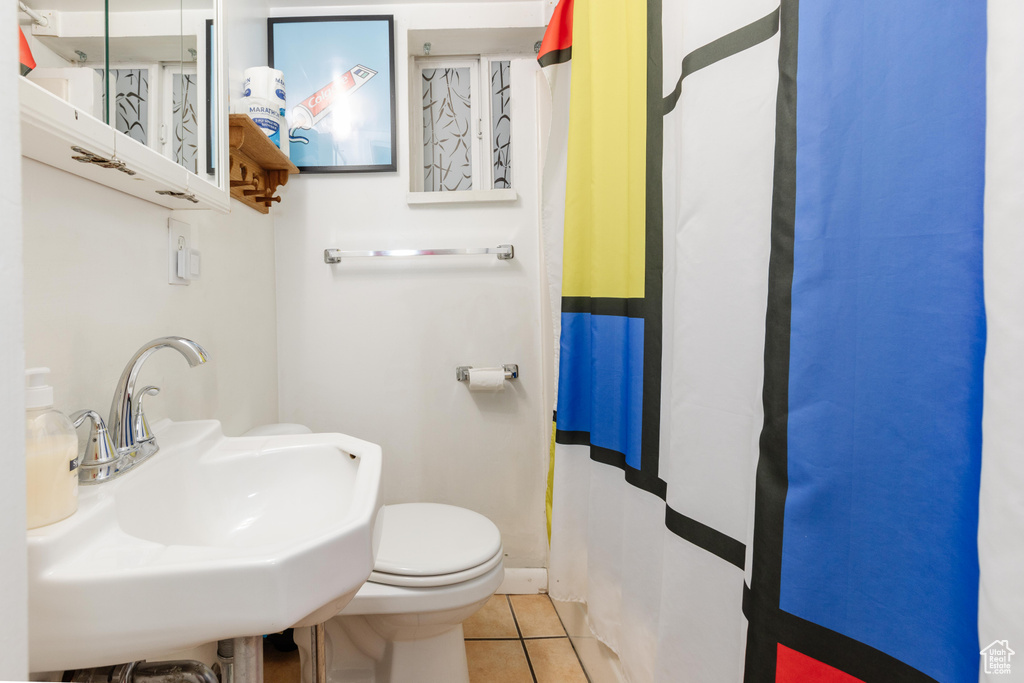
(263, 594, 591, 683)
(463, 594, 589, 683)
(549, 598, 628, 683)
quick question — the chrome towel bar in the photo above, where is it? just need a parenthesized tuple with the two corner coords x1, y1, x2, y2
(324, 244, 514, 264)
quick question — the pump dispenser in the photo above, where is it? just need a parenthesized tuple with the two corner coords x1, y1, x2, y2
(25, 367, 79, 529)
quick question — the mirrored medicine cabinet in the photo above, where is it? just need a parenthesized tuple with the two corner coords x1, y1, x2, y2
(19, 0, 228, 211)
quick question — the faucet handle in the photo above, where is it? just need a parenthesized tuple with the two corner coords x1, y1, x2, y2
(133, 386, 160, 457)
(71, 410, 121, 484)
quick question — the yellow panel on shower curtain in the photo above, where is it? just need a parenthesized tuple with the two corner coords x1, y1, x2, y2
(561, 0, 648, 301)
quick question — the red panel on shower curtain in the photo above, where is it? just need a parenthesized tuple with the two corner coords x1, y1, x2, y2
(775, 645, 864, 683)
(537, 0, 574, 67)
(19, 27, 36, 76)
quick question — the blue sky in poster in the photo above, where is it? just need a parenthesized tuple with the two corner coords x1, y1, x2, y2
(271, 18, 393, 169)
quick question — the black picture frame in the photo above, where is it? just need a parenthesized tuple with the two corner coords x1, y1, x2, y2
(269, 16, 398, 173)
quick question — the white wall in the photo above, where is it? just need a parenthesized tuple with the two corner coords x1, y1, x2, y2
(1, 4, 28, 681)
(13, 0, 277, 673)
(20, 0, 278, 439)
(21, 160, 279, 437)
(227, 0, 271, 102)
(273, 2, 551, 567)
(543, 0, 558, 23)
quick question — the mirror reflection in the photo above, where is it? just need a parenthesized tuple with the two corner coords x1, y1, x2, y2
(20, 0, 217, 182)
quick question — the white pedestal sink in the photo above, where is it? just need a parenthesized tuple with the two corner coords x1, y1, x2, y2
(27, 420, 383, 673)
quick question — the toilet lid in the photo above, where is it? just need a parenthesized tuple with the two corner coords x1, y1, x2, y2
(369, 545, 503, 588)
(371, 503, 503, 579)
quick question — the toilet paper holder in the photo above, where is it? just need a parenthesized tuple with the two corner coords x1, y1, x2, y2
(456, 365, 519, 382)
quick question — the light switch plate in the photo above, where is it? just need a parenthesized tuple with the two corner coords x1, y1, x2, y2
(168, 218, 192, 286)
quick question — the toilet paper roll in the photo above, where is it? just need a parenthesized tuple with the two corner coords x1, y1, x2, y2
(467, 367, 506, 391)
(238, 98, 282, 147)
(243, 67, 286, 115)
(233, 97, 287, 155)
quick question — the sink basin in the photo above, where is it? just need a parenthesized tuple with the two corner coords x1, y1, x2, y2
(27, 420, 383, 672)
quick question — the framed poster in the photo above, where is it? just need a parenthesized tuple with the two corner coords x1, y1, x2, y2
(269, 16, 397, 173)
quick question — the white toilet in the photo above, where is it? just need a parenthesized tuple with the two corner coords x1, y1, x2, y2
(244, 425, 505, 683)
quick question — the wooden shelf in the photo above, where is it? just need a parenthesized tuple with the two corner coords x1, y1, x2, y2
(229, 114, 299, 214)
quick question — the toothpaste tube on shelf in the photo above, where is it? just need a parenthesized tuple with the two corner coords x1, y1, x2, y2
(290, 65, 377, 133)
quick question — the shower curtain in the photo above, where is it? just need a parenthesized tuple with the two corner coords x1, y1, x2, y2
(541, 0, 1024, 681)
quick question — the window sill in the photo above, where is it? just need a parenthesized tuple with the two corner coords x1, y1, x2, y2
(406, 188, 517, 205)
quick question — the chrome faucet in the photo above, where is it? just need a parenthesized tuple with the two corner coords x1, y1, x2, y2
(70, 336, 209, 484)
(108, 336, 209, 461)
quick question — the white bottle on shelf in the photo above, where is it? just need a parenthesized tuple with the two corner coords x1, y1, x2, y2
(25, 367, 79, 529)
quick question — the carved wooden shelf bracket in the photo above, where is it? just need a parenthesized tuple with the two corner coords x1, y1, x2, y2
(228, 114, 299, 214)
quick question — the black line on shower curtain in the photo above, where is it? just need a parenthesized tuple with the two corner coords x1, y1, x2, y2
(664, 506, 746, 569)
(662, 7, 782, 115)
(538, 47, 572, 68)
(743, 0, 799, 678)
(555, 429, 746, 569)
(741, 586, 939, 682)
(561, 297, 645, 318)
(642, 0, 665, 501)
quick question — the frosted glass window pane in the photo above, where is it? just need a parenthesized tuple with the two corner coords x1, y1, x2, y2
(422, 67, 473, 192)
(173, 74, 199, 173)
(100, 69, 149, 144)
(490, 61, 512, 189)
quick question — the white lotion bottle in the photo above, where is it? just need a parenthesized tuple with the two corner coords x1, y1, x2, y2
(25, 367, 79, 529)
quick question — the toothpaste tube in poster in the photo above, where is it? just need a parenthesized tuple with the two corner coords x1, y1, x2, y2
(289, 65, 377, 142)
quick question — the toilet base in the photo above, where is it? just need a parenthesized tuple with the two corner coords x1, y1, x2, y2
(296, 617, 470, 683)
(380, 624, 469, 683)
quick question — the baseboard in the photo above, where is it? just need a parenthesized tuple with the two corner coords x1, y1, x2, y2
(497, 567, 548, 594)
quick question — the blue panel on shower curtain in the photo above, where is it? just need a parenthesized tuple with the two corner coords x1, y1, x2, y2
(779, 1, 986, 681)
(557, 312, 644, 469)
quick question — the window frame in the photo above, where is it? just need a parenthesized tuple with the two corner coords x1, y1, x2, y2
(409, 53, 518, 203)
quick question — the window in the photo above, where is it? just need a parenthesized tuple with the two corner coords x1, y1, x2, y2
(98, 62, 201, 174)
(164, 65, 200, 173)
(98, 65, 155, 145)
(109, 68, 150, 145)
(411, 56, 515, 199)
